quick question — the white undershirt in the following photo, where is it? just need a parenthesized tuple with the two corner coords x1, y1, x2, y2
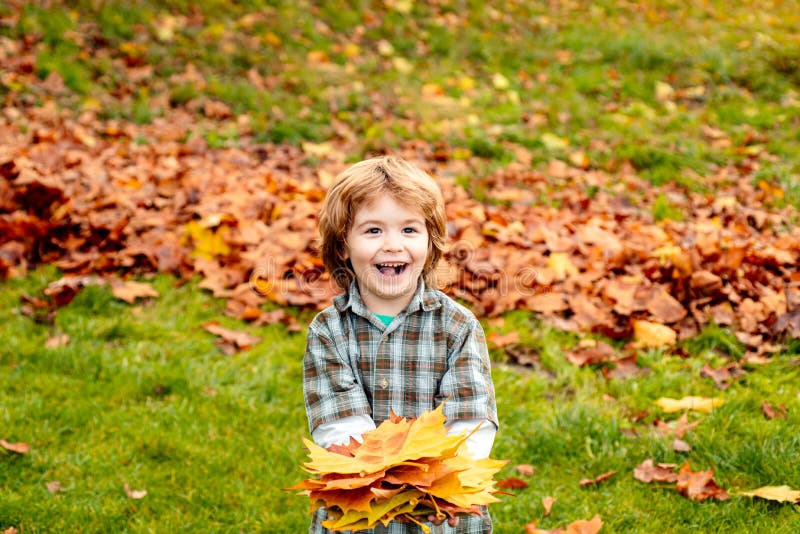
(312, 415, 496, 459)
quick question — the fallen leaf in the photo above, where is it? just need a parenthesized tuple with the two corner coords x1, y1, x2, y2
(646, 288, 687, 324)
(580, 470, 617, 486)
(110, 280, 160, 304)
(700, 363, 744, 390)
(43, 275, 106, 307)
(564, 341, 616, 366)
(540, 133, 570, 151)
(516, 464, 535, 476)
(675, 461, 729, 502)
(548, 252, 578, 280)
(503, 344, 540, 366)
(45, 333, 70, 348)
(46, 480, 64, 493)
(655, 414, 700, 439)
(124, 483, 147, 499)
(773, 306, 800, 339)
(0, 439, 30, 454)
(487, 331, 520, 349)
(492, 72, 510, 90)
(740, 485, 800, 504)
(672, 439, 691, 452)
(655, 81, 675, 101)
(497, 477, 528, 489)
(202, 321, 262, 353)
(542, 496, 556, 516)
(633, 459, 678, 483)
(656, 396, 723, 414)
(633, 320, 676, 348)
(761, 401, 787, 420)
(603, 355, 645, 380)
(527, 514, 603, 534)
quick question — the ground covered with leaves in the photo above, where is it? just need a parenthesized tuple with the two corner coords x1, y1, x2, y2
(1, 1, 800, 532)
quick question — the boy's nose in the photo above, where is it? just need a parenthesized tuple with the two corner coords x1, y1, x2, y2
(382, 233, 403, 252)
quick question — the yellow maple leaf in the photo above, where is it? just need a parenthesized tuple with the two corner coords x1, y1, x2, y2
(633, 320, 676, 348)
(740, 485, 800, 503)
(548, 252, 578, 280)
(302, 404, 467, 477)
(184, 221, 231, 259)
(656, 396, 724, 413)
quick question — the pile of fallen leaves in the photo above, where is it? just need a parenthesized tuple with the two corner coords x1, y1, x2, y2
(2, 111, 799, 352)
(2, 77, 800, 364)
(288, 404, 506, 532)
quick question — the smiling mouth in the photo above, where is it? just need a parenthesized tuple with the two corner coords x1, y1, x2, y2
(375, 262, 408, 276)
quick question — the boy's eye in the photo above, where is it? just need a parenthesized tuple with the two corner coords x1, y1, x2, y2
(402, 227, 418, 234)
(366, 227, 381, 234)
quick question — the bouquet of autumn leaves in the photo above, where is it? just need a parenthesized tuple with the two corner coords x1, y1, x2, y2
(288, 403, 507, 532)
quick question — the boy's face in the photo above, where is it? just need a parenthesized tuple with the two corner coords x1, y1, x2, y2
(345, 194, 429, 315)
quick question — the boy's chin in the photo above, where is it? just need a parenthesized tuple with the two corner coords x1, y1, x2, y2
(367, 280, 417, 299)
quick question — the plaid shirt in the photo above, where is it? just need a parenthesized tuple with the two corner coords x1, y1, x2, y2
(303, 281, 498, 533)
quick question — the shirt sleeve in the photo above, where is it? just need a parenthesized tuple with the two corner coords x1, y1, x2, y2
(303, 319, 373, 433)
(446, 418, 496, 459)
(312, 414, 377, 448)
(437, 316, 499, 428)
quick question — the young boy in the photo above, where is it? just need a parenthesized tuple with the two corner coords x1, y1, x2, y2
(304, 155, 498, 533)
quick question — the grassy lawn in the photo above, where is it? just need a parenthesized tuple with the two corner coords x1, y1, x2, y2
(2, 0, 800, 532)
(2, 268, 799, 532)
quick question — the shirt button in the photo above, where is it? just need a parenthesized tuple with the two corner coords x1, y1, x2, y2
(380, 377, 389, 389)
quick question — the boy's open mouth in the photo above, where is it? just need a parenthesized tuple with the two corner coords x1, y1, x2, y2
(375, 262, 408, 276)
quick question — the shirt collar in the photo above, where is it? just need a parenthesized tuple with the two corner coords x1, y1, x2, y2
(333, 278, 442, 316)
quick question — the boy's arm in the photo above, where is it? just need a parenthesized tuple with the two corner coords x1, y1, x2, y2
(312, 414, 377, 448)
(304, 322, 373, 436)
(438, 316, 499, 434)
(446, 419, 496, 459)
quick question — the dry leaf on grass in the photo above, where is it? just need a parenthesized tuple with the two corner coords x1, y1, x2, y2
(487, 331, 520, 349)
(0, 439, 30, 454)
(579, 470, 617, 486)
(526, 514, 603, 534)
(202, 321, 262, 354)
(516, 464, 535, 476)
(633, 459, 678, 483)
(672, 439, 691, 452)
(655, 413, 701, 438)
(675, 461, 729, 502)
(46, 480, 65, 493)
(497, 477, 528, 489)
(110, 280, 160, 303)
(124, 483, 147, 499)
(700, 363, 744, 390)
(632, 320, 676, 348)
(45, 333, 70, 348)
(740, 485, 800, 504)
(761, 401, 787, 420)
(542, 496, 556, 516)
(656, 396, 723, 414)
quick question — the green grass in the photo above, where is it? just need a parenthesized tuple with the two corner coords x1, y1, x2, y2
(0, 267, 310, 531)
(2, 268, 799, 532)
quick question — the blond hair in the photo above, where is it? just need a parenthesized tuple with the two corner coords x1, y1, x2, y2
(318, 155, 446, 290)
